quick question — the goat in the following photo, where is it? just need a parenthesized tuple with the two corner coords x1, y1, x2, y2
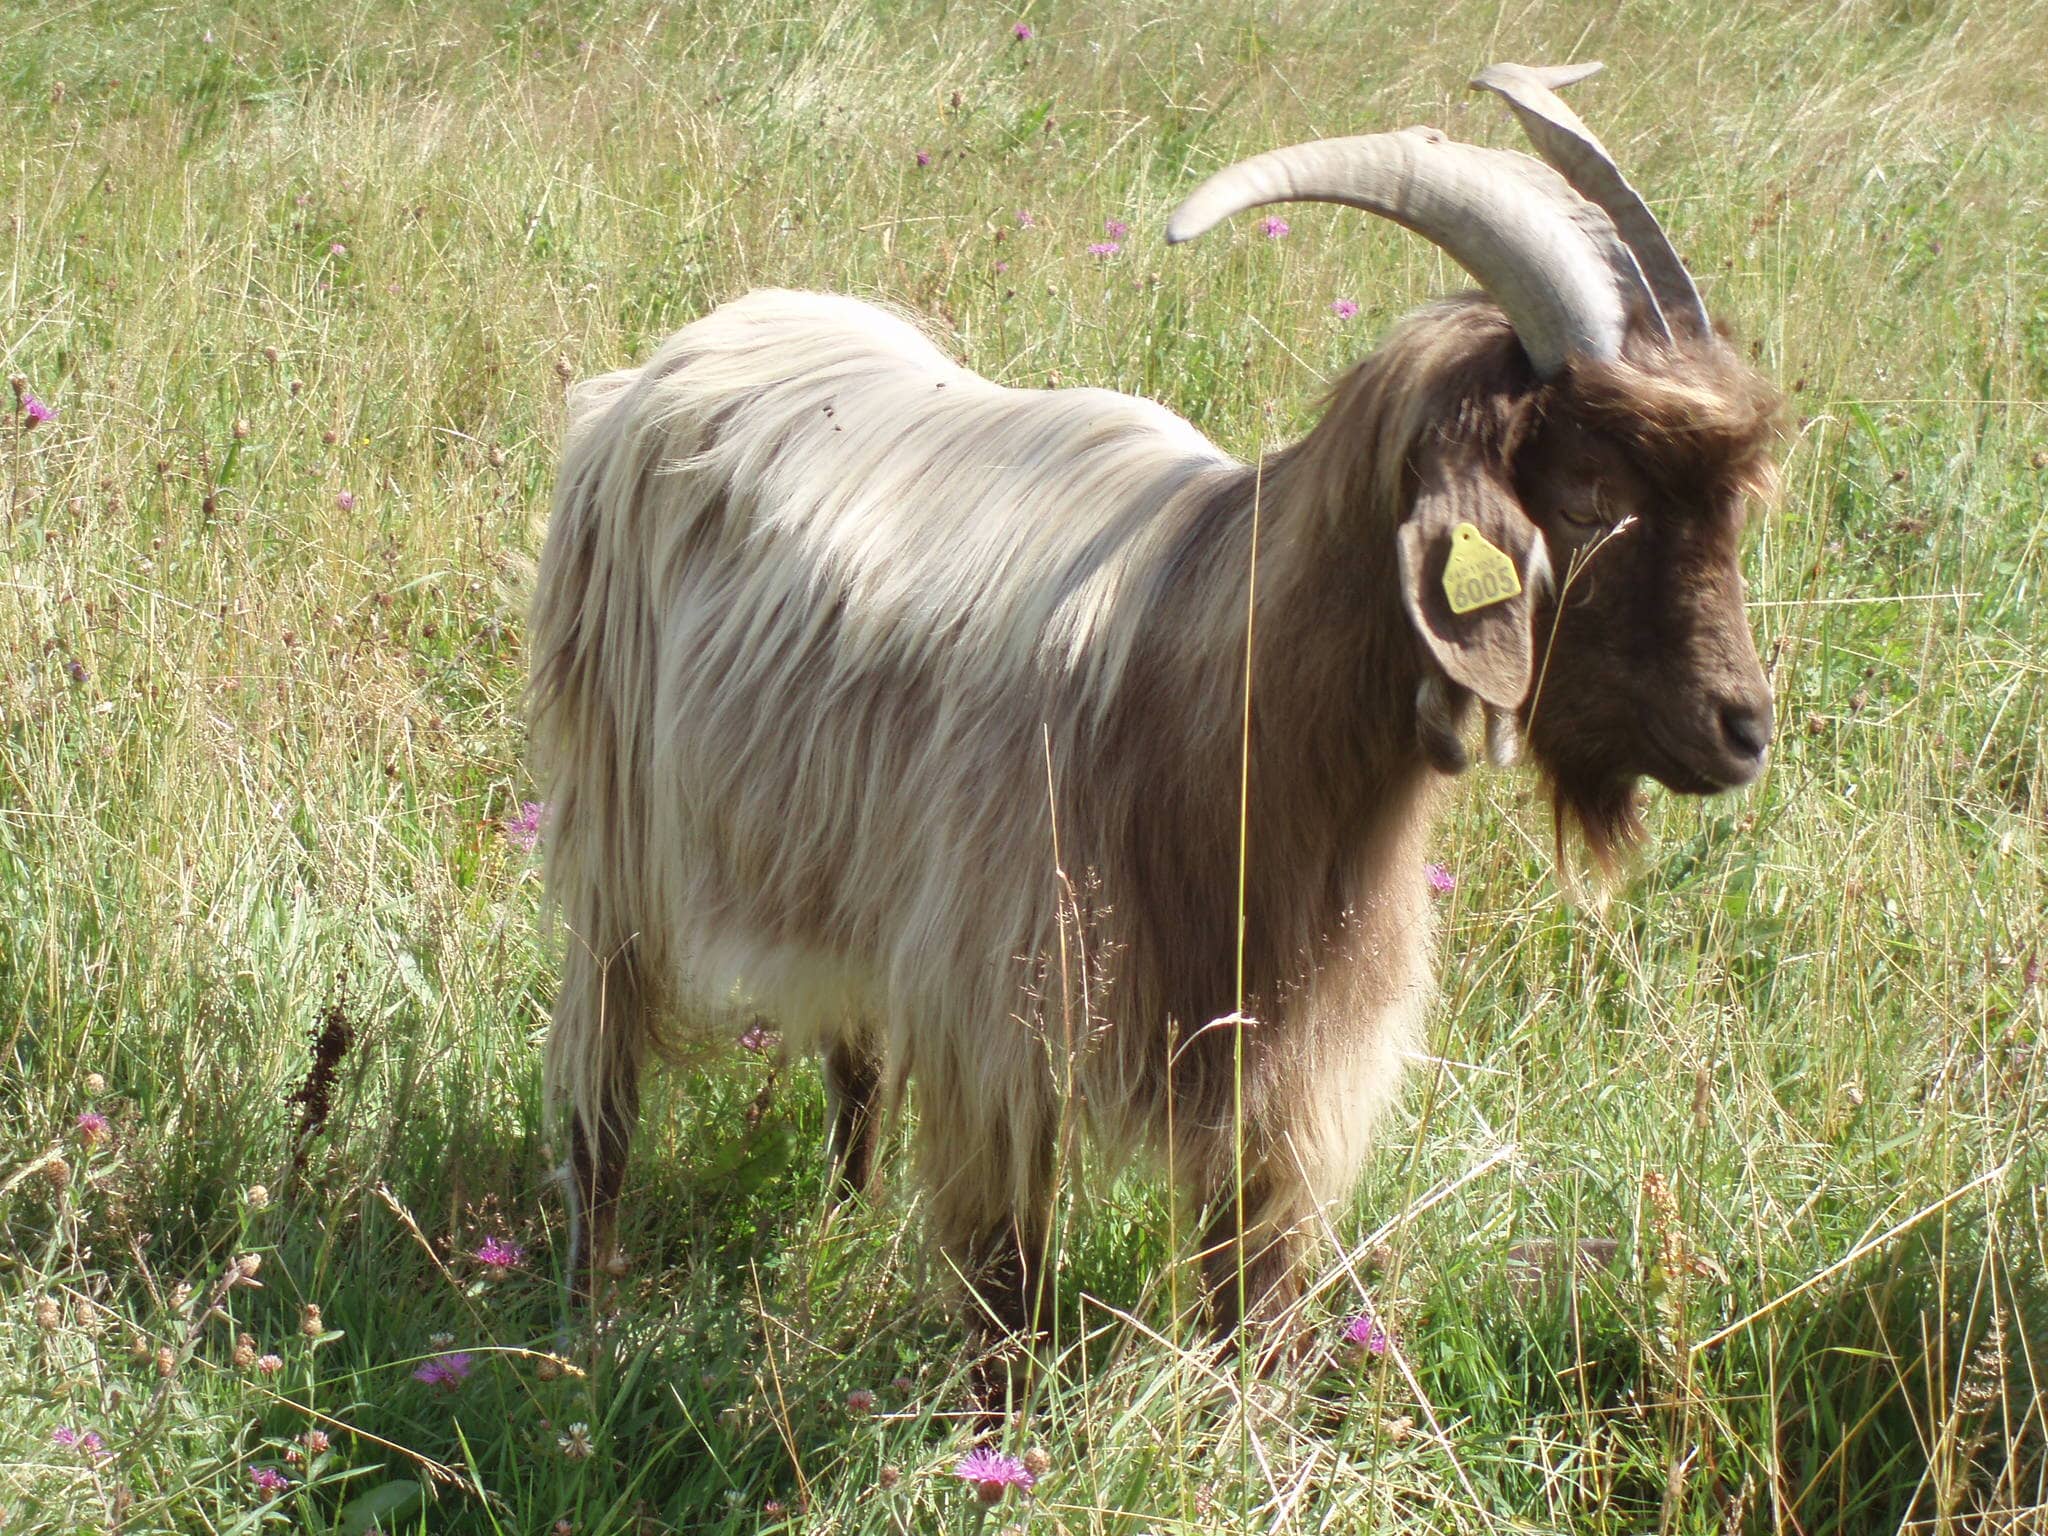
(528, 62, 1781, 1356)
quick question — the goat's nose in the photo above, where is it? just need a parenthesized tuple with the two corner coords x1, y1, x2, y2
(1718, 698, 1773, 761)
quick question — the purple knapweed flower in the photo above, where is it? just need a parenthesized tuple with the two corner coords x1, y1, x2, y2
(333, 490, 356, 512)
(75, 1110, 110, 1145)
(504, 800, 548, 852)
(1016, 209, 1034, 228)
(1087, 241, 1121, 258)
(1425, 862, 1455, 896)
(1012, 21, 1033, 40)
(1342, 1308, 1391, 1355)
(955, 1447, 1035, 1502)
(475, 1236, 525, 1270)
(738, 1021, 777, 1053)
(412, 1351, 473, 1387)
(52, 1430, 113, 1470)
(23, 394, 55, 426)
(250, 1465, 289, 1493)
(1330, 298, 1359, 319)
(1259, 215, 1290, 239)
(1104, 217, 1129, 239)
(914, 149, 932, 167)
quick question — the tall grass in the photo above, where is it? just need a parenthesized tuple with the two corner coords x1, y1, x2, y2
(3, 0, 2044, 1531)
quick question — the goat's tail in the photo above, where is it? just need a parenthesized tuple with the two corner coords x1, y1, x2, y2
(529, 361, 671, 1158)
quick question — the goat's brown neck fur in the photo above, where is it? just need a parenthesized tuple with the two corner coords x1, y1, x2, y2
(1081, 301, 1536, 1099)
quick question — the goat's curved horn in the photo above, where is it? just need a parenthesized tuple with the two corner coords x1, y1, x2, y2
(1166, 127, 1634, 376)
(1470, 61, 1709, 341)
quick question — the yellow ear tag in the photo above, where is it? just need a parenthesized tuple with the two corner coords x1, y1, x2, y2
(1441, 523, 1522, 615)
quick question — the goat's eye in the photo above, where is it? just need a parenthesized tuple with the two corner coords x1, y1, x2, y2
(1557, 499, 1608, 531)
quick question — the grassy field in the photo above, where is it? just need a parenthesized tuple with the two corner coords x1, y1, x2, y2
(4, 0, 2046, 1531)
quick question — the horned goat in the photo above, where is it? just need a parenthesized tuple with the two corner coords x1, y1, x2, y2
(530, 62, 1781, 1356)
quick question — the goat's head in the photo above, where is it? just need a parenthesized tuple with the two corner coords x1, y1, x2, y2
(1169, 62, 1781, 866)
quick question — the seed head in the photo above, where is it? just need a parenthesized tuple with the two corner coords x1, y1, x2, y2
(232, 1334, 257, 1368)
(35, 1296, 62, 1330)
(43, 1155, 71, 1189)
(878, 1465, 901, 1489)
(486, 445, 506, 468)
(84, 1072, 106, 1094)
(155, 1347, 176, 1377)
(261, 345, 280, 364)
(1021, 1446, 1051, 1478)
(245, 1184, 270, 1209)
(235, 1252, 263, 1280)
(301, 1303, 323, 1337)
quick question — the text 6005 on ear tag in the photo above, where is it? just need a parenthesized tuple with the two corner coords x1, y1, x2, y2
(1441, 523, 1521, 615)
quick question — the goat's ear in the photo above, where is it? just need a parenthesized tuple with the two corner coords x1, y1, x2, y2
(1396, 455, 1543, 711)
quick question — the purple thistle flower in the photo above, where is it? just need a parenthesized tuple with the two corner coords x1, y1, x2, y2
(23, 394, 55, 426)
(412, 1351, 473, 1387)
(955, 1447, 1035, 1502)
(738, 1021, 777, 1053)
(1086, 241, 1121, 258)
(1012, 21, 1033, 40)
(914, 149, 932, 167)
(1104, 217, 1129, 239)
(1259, 215, 1290, 239)
(1425, 862, 1455, 896)
(250, 1465, 289, 1494)
(1330, 298, 1359, 319)
(475, 1236, 525, 1270)
(1342, 1309, 1391, 1355)
(75, 1110, 110, 1145)
(504, 800, 548, 852)
(51, 1426, 79, 1448)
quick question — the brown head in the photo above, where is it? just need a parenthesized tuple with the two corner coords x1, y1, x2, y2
(1170, 61, 1781, 868)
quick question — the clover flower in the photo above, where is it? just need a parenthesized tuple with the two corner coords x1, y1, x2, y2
(955, 1448, 1035, 1502)
(475, 1236, 525, 1270)
(504, 801, 548, 852)
(1342, 1308, 1391, 1355)
(412, 1351, 473, 1387)
(75, 1110, 109, 1146)
(251, 1466, 289, 1494)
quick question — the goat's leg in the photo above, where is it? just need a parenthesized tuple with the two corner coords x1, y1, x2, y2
(552, 945, 649, 1303)
(1198, 1168, 1313, 1369)
(924, 1097, 1055, 1418)
(823, 1035, 882, 1201)
(569, 1075, 639, 1300)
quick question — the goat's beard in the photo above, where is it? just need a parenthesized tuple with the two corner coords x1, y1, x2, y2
(1544, 765, 1646, 880)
